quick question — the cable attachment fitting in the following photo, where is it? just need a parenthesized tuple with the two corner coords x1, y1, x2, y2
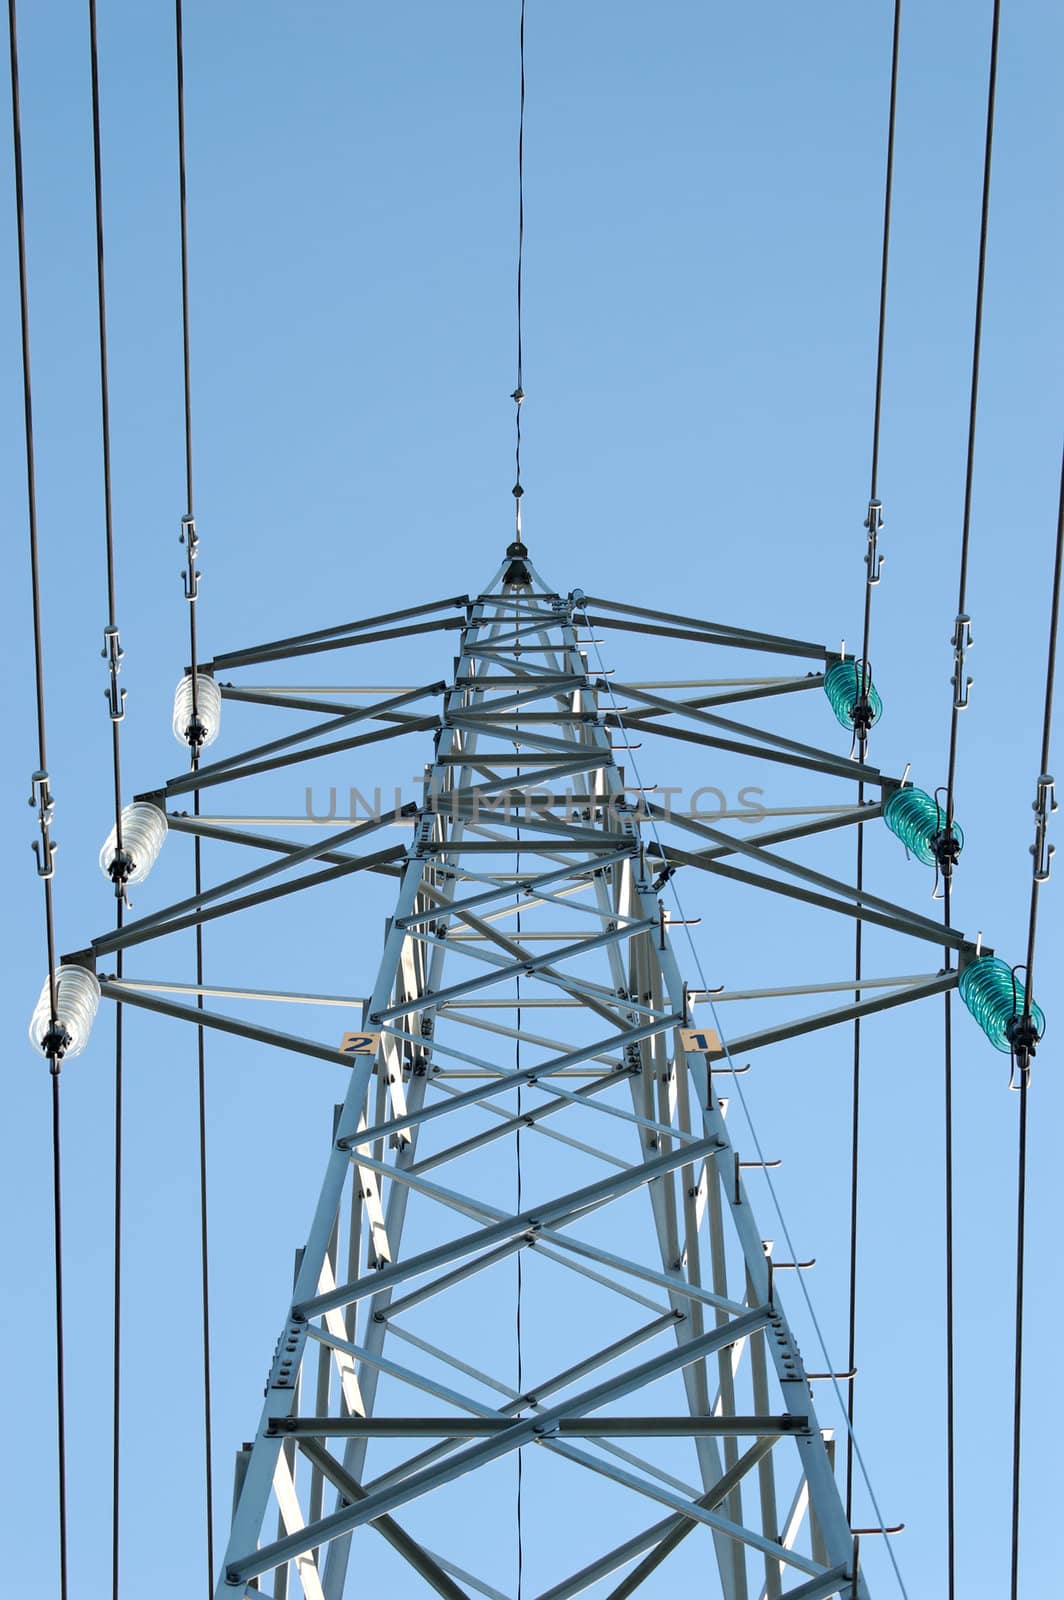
(28, 769, 57, 878)
(864, 499, 884, 585)
(1030, 773, 1057, 883)
(104, 849, 135, 901)
(850, 674, 876, 751)
(101, 624, 126, 721)
(41, 1021, 72, 1066)
(1007, 1006, 1041, 1089)
(180, 514, 200, 602)
(950, 613, 974, 710)
(511, 387, 524, 405)
(927, 785, 963, 900)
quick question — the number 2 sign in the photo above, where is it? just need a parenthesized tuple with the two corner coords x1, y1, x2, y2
(339, 1031, 381, 1057)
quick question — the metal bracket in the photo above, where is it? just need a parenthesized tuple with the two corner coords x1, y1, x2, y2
(1030, 772, 1057, 882)
(863, 499, 884, 585)
(180, 514, 200, 602)
(101, 624, 126, 721)
(950, 613, 974, 710)
(414, 812, 435, 855)
(28, 769, 57, 878)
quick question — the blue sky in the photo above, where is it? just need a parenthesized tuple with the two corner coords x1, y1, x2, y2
(2, 2, 1062, 1596)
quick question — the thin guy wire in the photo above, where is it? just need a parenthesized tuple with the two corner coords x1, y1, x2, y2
(51, 1072, 69, 1600)
(1009, 1077, 1027, 1600)
(193, 828, 214, 1594)
(175, 3, 214, 1585)
(8, 4, 67, 1594)
(176, 0, 194, 525)
(88, 0, 118, 635)
(583, 629, 907, 1598)
(1020, 443, 1064, 1011)
(86, 4, 129, 1593)
(941, 876, 957, 1600)
(847, 0, 901, 1522)
(512, 0, 525, 508)
(516, 962, 524, 1600)
(514, 588, 524, 1600)
(1010, 441, 1064, 1599)
(509, 4, 527, 1564)
(945, 0, 1001, 812)
(845, 812, 864, 1524)
(868, 0, 902, 512)
(8, 0, 58, 1004)
(940, 10, 1003, 1595)
(8, 0, 49, 788)
(111, 931, 124, 1600)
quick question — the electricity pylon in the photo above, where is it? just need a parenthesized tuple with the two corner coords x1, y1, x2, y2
(72, 538, 978, 1598)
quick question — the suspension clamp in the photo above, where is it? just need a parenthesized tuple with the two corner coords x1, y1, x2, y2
(28, 769, 57, 879)
(180, 514, 200, 602)
(864, 499, 884, 585)
(951, 613, 974, 710)
(105, 847, 135, 895)
(931, 825, 962, 878)
(1007, 1012, 1040, 1083)
(101, 624, 126, 721)
(1030, 773, 1057, 883)
(849, 697, 876, 736)
(848, 681, 875, 762)
(42, 1020, 72, 1066)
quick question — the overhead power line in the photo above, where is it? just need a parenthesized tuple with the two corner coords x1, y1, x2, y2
(174, 2, 215, 1590)
(8, 0, 68, 1593)
(845, 0, 901, 1524)
(84, 4, 131, 1596)
(940, 8, 1002, 1597)
(1010, 440, 1064, 1600)
(510, 0, 527, 550)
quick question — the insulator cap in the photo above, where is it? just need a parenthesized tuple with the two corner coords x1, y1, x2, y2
(28, 966, 101, 1061)
(99, 801, 168, 886)
(172, 672, 222, 749)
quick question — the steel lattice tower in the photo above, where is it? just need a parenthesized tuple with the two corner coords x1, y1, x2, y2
(69, 540, 981, 1599)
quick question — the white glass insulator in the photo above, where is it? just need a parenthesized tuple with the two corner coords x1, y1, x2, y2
(28, 966, 101, 1061)
(98, 801, 168, 885)
(172, 672, 222, 748)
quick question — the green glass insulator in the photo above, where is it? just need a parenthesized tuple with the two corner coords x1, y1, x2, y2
(884, 786, 963, 868)
(959, 956, 1045, 1054)
(823, 659, 882, 732)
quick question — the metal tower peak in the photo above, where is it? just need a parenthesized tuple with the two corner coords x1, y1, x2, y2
(502, 535, 532, 589)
